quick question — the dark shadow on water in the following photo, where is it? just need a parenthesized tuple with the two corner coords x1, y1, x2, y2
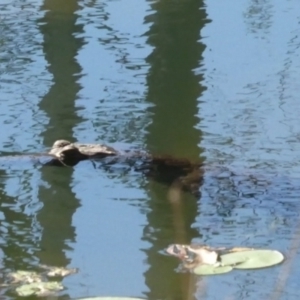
(0, 170, 40, 270)
(142, 0, 209, 299)
(35, 0, 84, 286)
(0, 0, 85, 297)
(38, 0, 84, 145)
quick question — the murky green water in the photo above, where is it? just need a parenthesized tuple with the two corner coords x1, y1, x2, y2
(0, 0, 300, 299)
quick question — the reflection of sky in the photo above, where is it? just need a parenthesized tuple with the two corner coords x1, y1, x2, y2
(75, 0, 153, 144)
(68, 163, 149, 297)
(195, 1, 300, 299)
(69, 0, 153, 297)
(1, 0, 300, 298)
(0, 0, 48, 277)
(0, 0, 50, 151)
(198, 0, 300, 175)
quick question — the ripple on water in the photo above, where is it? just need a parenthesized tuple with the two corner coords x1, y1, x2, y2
(0, 0, 49, 151)
(74, 0, 153, 144)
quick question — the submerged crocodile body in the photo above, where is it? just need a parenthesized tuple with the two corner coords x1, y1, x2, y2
(53, 139, 203, 195)
(0, 139, 204, 196)
(0, 140, 117, 167)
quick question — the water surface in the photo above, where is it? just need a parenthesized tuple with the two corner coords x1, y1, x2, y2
(0, 0, 300, 299)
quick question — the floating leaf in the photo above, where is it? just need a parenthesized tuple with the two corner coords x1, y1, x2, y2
(166, 244, 219, 268)
(166, 244, 284, 275)
(9, 271, 42, 284)
(47, 267, 78, 277)
(228, 247, 254, 253)
(76, 298, 146, 300)
(221, 250, 284, 269)
(16, 281, 63, 297)
(166, 244, 188, 259)
(193, 264, 233, 275)
(39, 265, 78, 277)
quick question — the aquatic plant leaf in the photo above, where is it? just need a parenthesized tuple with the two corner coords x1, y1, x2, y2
(16, 281, 63, 297)
(9, 271, 43, 284)
(221, 250, 284, 269)
(193, 264, 233, 275)
(166, 244, 219, 267)
(76, 298, 146, 300)
(39, 265, 78, 277)
(47, 267, 78, 277)
(166, 244, 188, 259)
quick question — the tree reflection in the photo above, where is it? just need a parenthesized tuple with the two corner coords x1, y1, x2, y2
(36, 0, 83, 267)
(143, 0, 208, 299)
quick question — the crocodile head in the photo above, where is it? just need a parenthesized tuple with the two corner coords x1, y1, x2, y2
(51, 139, 72, 149)
(49, 141, 88, 166)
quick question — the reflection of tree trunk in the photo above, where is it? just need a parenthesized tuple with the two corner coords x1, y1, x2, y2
(145, 0, 206, 159)
(143, 0, 208, 299)
(168, 185, 199, 300)
(36, 168, 80, 266)
(38, 0, 83, 145)
(0, 170, 35, 269)
(36, 0, 83, 266)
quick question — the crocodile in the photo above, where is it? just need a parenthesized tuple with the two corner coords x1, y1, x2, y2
(0, 139, 203, 195)
(49, 139, 118, 161)
(49, 139, 204, 195)
(0, 140, 112, 167)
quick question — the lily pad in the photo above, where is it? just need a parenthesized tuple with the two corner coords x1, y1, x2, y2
(193, 264, 233, 275)
(221, 249, 284, 269)
(16, 281, 64, 297)
(8, 271, 42, 284)
(166, 244, 219, 268)
(76, 298, 146, 300)
(39, 265, 78, 277)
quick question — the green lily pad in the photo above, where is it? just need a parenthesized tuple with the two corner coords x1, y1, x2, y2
(76, 298, 145, 300)
(221, 249, 284, 269)
(16, 281, 64, 297)
(193, 264, 233, 275)
(39, 265, 78, 277)
(9, 271, 42, 284)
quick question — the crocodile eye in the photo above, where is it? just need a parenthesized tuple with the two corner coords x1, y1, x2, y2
(53, 140, 71, 148)
(59, 153, 65, 159)
(173, 245, 180, 254)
